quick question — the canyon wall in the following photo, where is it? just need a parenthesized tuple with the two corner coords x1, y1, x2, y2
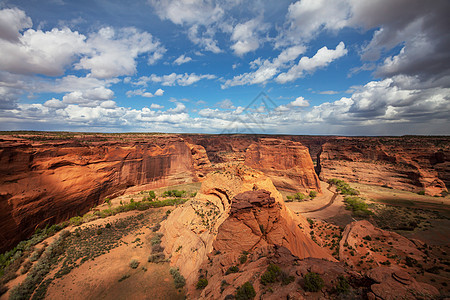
(0, 135, 209, 252)
(317, 137, 449, 195)
(244, 138, 321, 193)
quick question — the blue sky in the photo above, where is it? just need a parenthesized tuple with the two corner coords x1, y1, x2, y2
(0, 0, 449, 135)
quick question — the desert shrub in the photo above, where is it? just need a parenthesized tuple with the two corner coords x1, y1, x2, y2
(151, 233, 163, 245)
(285, 196, 293, 202)
(280, 271, 295, 285)
(405, 256, 418, 267)
(417, 190, 425, 195)
(21, 260, 32, 274)
(362, 235, 372, 241)
(170, 267, 186, 288)
(163, 190, 185, 198)
(148, 253, 165, 263)
(8, 230, 69, 300)
(148, 191, 156, 200)
(239, 253, 248, 264)
(152, 223, 161, 232)
(329, 179, 360, 195)
(307, 218, 314, 225)
(196, 278, 208, 289)
(235, 281, 256, 300)
(344, 196, 373, 218)
(260, 264, 281, 285)
(190, 192, 197, 197)
(309, 191, 318, 199)
(105, 223, 111, 229)
(225, 265, 239, 275)
(303, 272, 324, 292)
(69, 216, 83, 226)
(152, 244, 164, 253)
(129, 259, 139, 269)
(294, 193, 306, 201)
(335, 275, 350, 294)
(118, 274, 130, 282)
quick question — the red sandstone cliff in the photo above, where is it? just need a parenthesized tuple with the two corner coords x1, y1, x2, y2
(244, 138, 321, 193)
(317, 137, 449, 195)
(0, 135, 210, 252)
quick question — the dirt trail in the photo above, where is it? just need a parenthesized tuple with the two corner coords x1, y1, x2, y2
(301, 183, 338, 213)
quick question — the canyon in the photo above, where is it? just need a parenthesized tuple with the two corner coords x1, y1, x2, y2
(0, 133, 448, 253)
(0, 132, 448, 299)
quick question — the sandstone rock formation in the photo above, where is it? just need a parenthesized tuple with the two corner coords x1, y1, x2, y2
(244, 138, 321, 193)
(340, 220, 425, 271)
(186, 134, 449, 195)
(366, 266, 439, 300)
(160, 166, 332, 295)
(0, 135, 210, 252)
(318, 137, 449, 195)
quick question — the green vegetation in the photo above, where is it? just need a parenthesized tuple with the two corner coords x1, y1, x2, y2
(148, 190, 156, 200)
(260, 264, 281, 285)
(225, 265, 239, 275)
(129, 259, 140, 269)
(344, 196, 373, 218)
(196, 278, 208, 290)
(118, 274, 130, 282)
(0, 222, 67, 280)
(162, 190, 186, 198)
(169, 267, 186, 289)
(328, 179, 360, 195)
(287, 192, 307, 202)
(417, 190, 425, 195)
(303, 272, 324, 292)
(235, 281, 256, 300)
(8, 230, 70, 300)
(335, 275, 350, 294)
(151, 233, 163, 245)
(309, 191, 318, 198)
(239, 252, 248, 264)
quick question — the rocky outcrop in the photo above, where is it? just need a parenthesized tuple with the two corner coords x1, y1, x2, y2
(339, 220, 425, 272)
(244, 138, 321, 193)
(318, 137, 449, 195)
(0, 136, 210, 252)
(367, 266, 439, 300)
(160, 166, 332, 295)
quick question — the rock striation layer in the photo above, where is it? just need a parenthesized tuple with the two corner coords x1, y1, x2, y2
(318, 137, 449, 195)
(244, 138, 321, 193)
(0, 136, 210, 252)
